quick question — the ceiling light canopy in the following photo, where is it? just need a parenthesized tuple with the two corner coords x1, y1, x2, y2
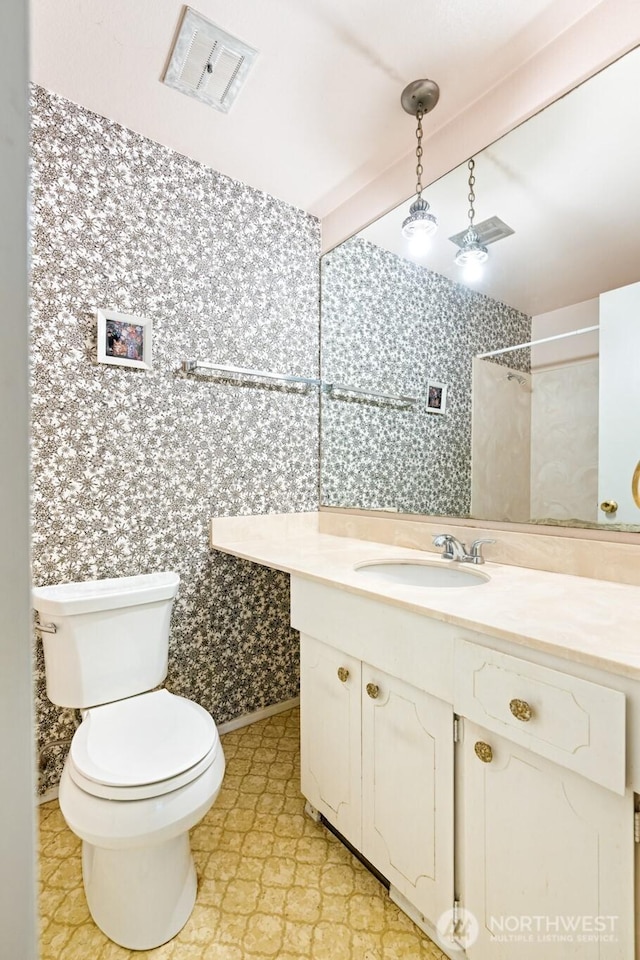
(400, 79, 440, 250)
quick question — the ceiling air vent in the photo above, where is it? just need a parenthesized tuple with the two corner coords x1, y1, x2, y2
(163, 7, 258, 114)
(448, 215, 515, 249)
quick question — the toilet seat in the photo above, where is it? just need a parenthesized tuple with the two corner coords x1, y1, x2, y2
(69, 689, 219, 800)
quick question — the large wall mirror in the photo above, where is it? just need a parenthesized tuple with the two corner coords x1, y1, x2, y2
(320, 45, 640, 533)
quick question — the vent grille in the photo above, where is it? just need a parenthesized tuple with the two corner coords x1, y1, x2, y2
(179, 34, 219, 91)
(448, 215, 515, 248)
(164, 8, 258, 114)
(207, 47, 245, 103)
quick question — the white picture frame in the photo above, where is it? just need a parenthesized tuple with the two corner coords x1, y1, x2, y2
(96, 309, 152, 370)
(426, 380, 447, 414)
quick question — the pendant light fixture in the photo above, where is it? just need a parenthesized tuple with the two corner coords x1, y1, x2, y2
(400, 79, 440, 252)
(454, 158, 489, 281)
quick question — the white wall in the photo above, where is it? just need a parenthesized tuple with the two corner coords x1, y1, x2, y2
(530, 359, 599, 522)
(531, 299, 599, 370)
(471, 358, 532, 522)
(0, 0, 37, 956)
(598, 280, 640, 524)
(529, 299, 600, 522)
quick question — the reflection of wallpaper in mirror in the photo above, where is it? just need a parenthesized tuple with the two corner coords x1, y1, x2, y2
(320, 237, 530, 515)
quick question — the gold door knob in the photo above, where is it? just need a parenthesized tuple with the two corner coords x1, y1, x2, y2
(474, 741, 493, 763)
(337, 667, 349, 683)
(509, 698, 533, 722)
(600, 500, 618, 515)
(633, 462, 640, 509)
(366, 682, 380, 700)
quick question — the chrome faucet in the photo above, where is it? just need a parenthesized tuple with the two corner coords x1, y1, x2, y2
(433, 534, 495, 564)
(433, 534, 467, 561)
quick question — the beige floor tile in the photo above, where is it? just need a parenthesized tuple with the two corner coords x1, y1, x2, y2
(40, 920, 73, 959)
(236, 856, 265, 882)
(99, 939, 142, 959)
(38, 707, 445, 959)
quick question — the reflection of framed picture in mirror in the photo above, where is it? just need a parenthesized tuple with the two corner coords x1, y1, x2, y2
(426, 380, 447, 414)
(96, 309, 152, 370)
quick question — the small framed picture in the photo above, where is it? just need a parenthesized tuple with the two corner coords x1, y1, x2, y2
(96, 309, 152, 370)
(426, 380, 448, 414)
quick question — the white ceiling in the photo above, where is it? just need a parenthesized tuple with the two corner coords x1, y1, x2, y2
(360, 45, 640, 316)
(30, 0, 606, 218)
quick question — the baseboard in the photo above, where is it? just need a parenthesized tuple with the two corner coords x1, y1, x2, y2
(35, 698, 300, 803)
(37, 786, 59, 805)
(389, 887, 459, 960)
(216, 697, 300, 736)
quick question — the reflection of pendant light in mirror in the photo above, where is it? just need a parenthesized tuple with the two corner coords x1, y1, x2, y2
(454, 158, 489, 281)
(400, 79, 440, 253)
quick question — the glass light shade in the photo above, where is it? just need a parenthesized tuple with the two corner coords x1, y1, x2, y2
(454, 229, 489, 267)
(401, 197, 438, 240)
(461, 258, 485, 283)
(408, 232, 432, 257)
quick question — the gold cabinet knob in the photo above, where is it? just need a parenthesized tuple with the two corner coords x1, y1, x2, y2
(600, 500, 618, 515)
(366, 682, 380, 700)
(337, 667, 349, 683)
(509, 698, 533, 722)
(474, 741, 493, 763)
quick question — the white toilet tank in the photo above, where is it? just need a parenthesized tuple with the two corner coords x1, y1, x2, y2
(32, 572, 180, 709)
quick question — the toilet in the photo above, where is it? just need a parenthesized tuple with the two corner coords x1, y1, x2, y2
(32, 571, 225, 951)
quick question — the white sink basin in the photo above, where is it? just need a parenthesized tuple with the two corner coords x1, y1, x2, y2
(353, 559, 489, 588)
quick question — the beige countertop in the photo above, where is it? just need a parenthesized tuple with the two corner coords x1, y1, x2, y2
(210, 512, 640, 681)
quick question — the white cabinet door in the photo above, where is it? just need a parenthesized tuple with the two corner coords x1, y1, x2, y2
(460, 720, 634, 960)
(361, 663, 454, 927)
(300, 633, 362, 847)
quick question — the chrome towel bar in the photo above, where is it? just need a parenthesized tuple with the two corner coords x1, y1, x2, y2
(324, 382, 416, 406)
(181, 360, 321, 388)
(182, 360, 418, 407)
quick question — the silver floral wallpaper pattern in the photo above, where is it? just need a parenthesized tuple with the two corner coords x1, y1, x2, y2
(30, 85, 320, 794)
(320, 237, 531, 515)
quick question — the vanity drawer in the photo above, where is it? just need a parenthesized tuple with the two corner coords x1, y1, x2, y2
(455, 639, 626, 794)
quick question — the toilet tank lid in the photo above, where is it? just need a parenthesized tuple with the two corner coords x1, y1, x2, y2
(32, 571, 179, 616)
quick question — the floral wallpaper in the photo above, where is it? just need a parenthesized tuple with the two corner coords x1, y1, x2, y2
(30, 86, 320, 794)
(320, 237, 531, 515)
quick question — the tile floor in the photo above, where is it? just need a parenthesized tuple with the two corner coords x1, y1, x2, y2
(39, 707, 446, 959)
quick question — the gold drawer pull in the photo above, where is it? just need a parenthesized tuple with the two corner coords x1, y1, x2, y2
(600, 500, 618, 515)
(509, 698, 533, 722)
(337, 667, 349, 683)
(366, 682, 380, 700)
(474, 741, 493, 763)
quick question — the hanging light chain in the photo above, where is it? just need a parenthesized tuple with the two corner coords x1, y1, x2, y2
(467, 158, 476, 228)
(415, 105, 424, 197)
(454, 154, 488, 271)
(400, 80, 440, 241)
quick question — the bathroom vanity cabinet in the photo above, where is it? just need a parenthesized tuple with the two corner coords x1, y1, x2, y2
(293, 577, 637, 959)
(301, 633, 454, 925)
(461, 720, 633, 959)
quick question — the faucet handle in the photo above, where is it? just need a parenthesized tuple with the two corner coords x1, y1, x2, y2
(468, 539, 496, 563)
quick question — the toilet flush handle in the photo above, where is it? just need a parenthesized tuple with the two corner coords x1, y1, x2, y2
(35, 618, 57, 634)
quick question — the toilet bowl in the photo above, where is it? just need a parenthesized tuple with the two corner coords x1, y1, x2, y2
(59, 691, 225, 949)
(33, 572, 226, 950)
